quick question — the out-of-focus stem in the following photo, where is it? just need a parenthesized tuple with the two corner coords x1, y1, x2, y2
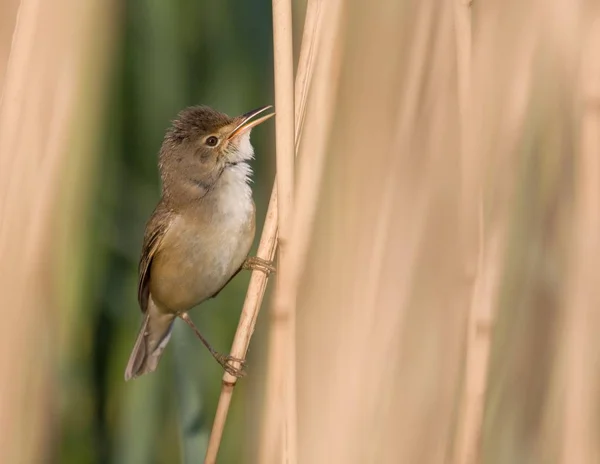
(203, 2, 323, 462)
(270, 0, 297, 459)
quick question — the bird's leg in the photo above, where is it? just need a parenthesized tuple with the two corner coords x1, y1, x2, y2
(242, 256, 276, 275)
(179, 312, 246, 378)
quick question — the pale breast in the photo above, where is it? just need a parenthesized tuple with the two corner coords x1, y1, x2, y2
(150, 166, 256, 312)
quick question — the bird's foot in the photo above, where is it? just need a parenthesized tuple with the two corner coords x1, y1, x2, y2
(243, 256, 276, 275)
(214, 353, 247, 378)
(179, 312, 246, 377)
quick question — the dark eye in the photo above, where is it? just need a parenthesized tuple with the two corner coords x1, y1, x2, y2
(205, 136, 219, 147)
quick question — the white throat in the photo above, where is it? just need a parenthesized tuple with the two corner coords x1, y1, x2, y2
(220, 162, 252, 203)
(212, 132, 255, 218)
(233, 131, 254, 163)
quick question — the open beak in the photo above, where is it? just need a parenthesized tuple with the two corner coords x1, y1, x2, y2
(227, 105, 275, 140)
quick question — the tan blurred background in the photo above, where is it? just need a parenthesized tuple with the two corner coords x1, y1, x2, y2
(1, 0, 599, 463)
(0, 0, 281, 462)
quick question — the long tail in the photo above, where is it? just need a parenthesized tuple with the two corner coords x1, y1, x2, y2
(124, 301, 175, 381)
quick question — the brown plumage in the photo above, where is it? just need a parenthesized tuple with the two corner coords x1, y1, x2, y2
(124, 105, 274, 381)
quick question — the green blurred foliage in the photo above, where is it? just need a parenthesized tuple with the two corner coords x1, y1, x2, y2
(60, 1, 276, 463)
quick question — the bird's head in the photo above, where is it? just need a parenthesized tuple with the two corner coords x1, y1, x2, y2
(159, 105, 274, 198)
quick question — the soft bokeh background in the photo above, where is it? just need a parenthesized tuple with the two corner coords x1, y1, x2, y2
(1, 1, 300, 462)
(66, 7, 262, 464)
(62, 2, 285, 463)
(3, 0, 600, 463)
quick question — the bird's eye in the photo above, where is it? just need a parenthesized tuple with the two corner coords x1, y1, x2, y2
(205, 136, 219, 147)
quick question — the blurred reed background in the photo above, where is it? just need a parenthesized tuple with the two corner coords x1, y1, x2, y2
(292, 1, 600, 463)
(1, 0, 599, 463)
(0, 0, 286, 462)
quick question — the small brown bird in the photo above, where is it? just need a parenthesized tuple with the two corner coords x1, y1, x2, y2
(124, 104, 275, 381)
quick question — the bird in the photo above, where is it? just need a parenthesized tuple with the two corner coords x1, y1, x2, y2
(124, 104, 275, 381)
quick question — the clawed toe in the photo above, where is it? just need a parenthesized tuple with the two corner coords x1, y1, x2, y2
(216, 354, 247, 378)
(243, 257, 277, 275)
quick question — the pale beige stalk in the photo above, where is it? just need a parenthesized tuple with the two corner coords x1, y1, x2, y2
(259, 1, 325, 462)
(296, 2, 466, 463)
(477, 1, 587, 463)
(0, 0, 19, 92)
(203, 1, 322, 462)
(260, 1, 342, 462)
(453, 2, 541, 462)
(270, 0, 297, 461)
(451, 0, 490, 462)
(558, 11, 600, 464)
(0, 0, 114, 462)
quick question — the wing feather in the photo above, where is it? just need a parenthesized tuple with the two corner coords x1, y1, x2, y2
(138, 205, 173, 313)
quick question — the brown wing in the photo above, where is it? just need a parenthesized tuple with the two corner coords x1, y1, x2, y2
(138, 205, 173, 313)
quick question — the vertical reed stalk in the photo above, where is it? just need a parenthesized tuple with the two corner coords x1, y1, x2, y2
(477, 2, 580, 462)
(296, 2, 466, 463)
(559, 12, 600, 464)
(0, 1, 112, 462)
(451, 1, 495, 462)
(204, 2, 322, 462)
(259, 1, 324, 462)
(270, 0, 297, 461)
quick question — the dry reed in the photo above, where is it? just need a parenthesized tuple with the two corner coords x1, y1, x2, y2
(270, 0, 297, 461)
(557, 9, 600, 464)
(258, 1, 326, 462)
(203, 1, 322, 462)
(4, 0, 599, 462)
(283, 0, 600, 462)
(295, 2, 467, 462)
(451, 0, 491, 462)
(0, 1, 114, 462)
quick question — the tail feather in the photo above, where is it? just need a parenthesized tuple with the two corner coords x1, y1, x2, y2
(124, 301, 175, 381)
